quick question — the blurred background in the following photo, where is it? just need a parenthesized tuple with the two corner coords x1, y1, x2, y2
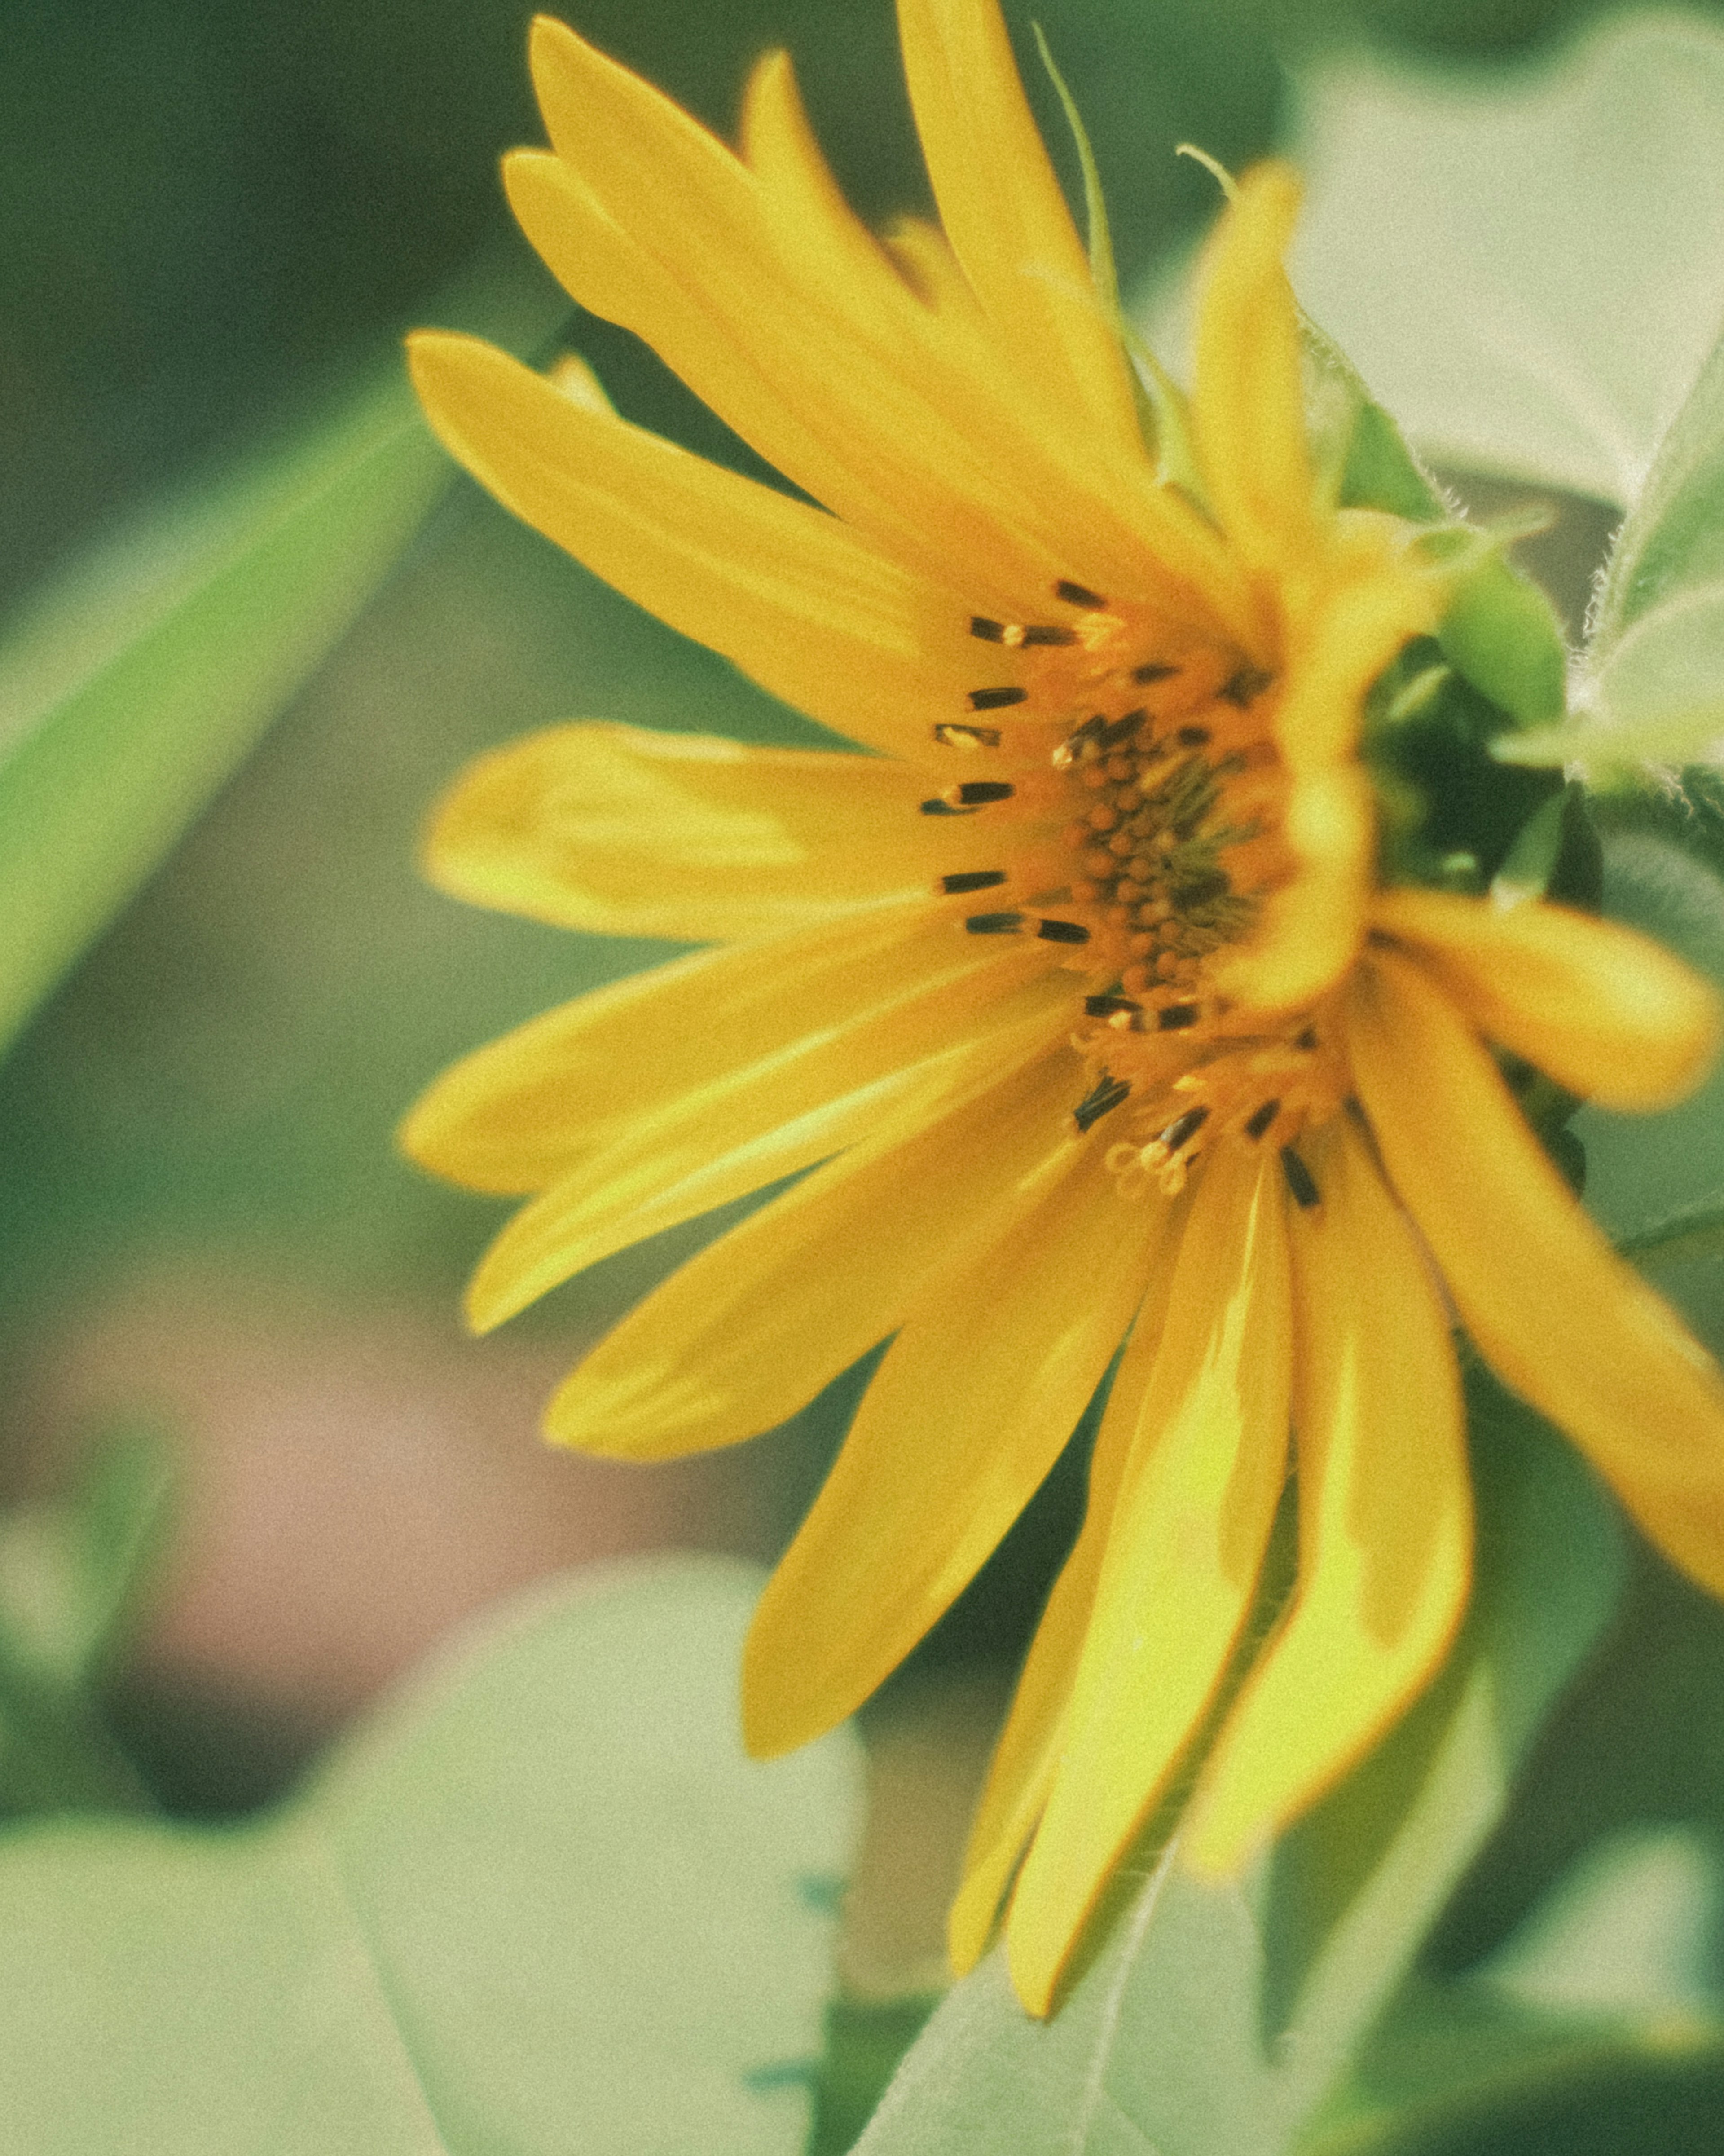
(4, 0, 1722, 1963)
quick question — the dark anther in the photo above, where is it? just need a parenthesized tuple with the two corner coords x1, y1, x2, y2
(957, 780, 1014, 806)
(933, 723, 1002, 750)
(1157, 1003, 1201, 1031)
(1175, 724, 1212, 748)
(1173, 871, 1231, 907)
(1052, 714, 1107, 769)
(1021, 624, 1079, 646)
(921, 797, 977, 816)
(1099, 709, 1147, 748)
(969, 616, 1007, 642)
(1159, 1105, 1210, 1152)
(1037, 918, 1091, 944)
(968, 686, 1029, 712)
(1085, 994, 1142, 1018)
(1055, 579, 1107, 609)
(1293, 1026, 1319, 1050)
(1280, 1146, 1320, 1208)
(1245, 1098, 1280, 1140)
(1133, 661, 1180, 684)
(1219, 665, 1273, 708)
(1074, 1074, 1132, 1134)
(965, 911, 1025, 935)
(941, 870, 1007, 894)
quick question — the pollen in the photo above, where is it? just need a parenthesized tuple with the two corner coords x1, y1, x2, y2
(930, 587, 1333, 1191)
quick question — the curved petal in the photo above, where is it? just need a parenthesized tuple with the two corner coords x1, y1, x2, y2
(543, 1042, 1085, 1458)
(407, 331, 981, 760)
(1004, 1142, 1293, 2014)
(400, 899, 970, 1195)
(743, 1143, 1162, 1756)
(1185, 1117, 1471, 1874)
(1215, 762, 1372, 1013)
(1372, 885, 1723, 1111)
(895, 0, 1144, 459)
(467, 970, 1067, 1330)
(1349, 949, 1724, 1600)
(1190, 163, 1316, 577)
(424, 723, 1009, 942)
(947, 1197, 1186, 1974)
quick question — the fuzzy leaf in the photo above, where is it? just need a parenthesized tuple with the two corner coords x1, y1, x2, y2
(0, 1558, 859, 2156)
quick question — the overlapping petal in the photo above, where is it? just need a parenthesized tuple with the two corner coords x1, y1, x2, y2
(948, 1199, 1187, 1973)
(407, 331, 979, 759)
(1185, 1117, 1471, 1873)
(402, 899, 972, 1195)
(743, 1140, 1163, 1757)
(1005, 1143, 1293, 2012)
(1350, 950, 1724, 1599)
(542, 1042, 1086, 1457)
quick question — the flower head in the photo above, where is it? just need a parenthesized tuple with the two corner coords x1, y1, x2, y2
(404, 0, 1724, 2014)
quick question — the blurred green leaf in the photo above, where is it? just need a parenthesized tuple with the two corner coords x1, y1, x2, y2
(1502, 323, 1724, 778)
(851, 1381, 1622, 2156)
(1286, 15, 1724, 506)
(0, 1426, 171, 1816)
(1311, 1827, 1724, 2155)
(0, 355, 450, 1060)
(0, 1556, 859, 2155)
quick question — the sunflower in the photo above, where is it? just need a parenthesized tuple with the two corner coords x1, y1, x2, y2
(402, 0, 1724, 2014)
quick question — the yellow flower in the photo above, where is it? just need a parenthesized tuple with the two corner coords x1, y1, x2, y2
(403, 0, 1724, 2013)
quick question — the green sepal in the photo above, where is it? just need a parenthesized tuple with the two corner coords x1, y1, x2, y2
(1436, 547, 1570, 732)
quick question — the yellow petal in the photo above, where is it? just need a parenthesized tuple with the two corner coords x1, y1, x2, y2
(514, 21, 1255, 638)
(401, 899, 963, 1195)
(512, 28, 1111, 616)
(406, 330, 968, 759)
(1372, 885, 1723, 1111)
(879, 216, 984, 322)
(947, 1198, 1186, 1973)
(543, 1042, 1083, 1458)
(1214, 762, 1372, 1012)
(743, 1142, 1162, 1756)
(1184, 1117, 1471, 1873)
(1004, 1142, 1293, 2014)
(1274, 535, 1439, 776)
(1349, 949, 1724, 1600)
(1190, 163, 1316, 576)
(894, 0, 1143, 459)
(467, 965, 1067, 1330)
(424, 722, 1009, 942)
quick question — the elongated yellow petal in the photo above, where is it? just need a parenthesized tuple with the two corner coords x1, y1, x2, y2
(544, 1043, 1084, 1457)
(1190, 163, 1315, 576)
(894, 0, 1143, 459)
(1349, 950, 1724, 1600)
(1185, 1118, 1471, 1873)
(400, 899, 961, 1195)
(948, 1198, 1186, 1973)
(743, 1144, 1160, 1757)
(1274, 536, 1440, 776)
(1005, 1143, 1293, 2013)
(407, 331, 971, 759)
(424, 723, 1010, 943)
(1373, 885, 1723, 1111)
(468, 966, 1067, 1330)
(880, 216, 984, 321)
(514, 21, 1255, 638)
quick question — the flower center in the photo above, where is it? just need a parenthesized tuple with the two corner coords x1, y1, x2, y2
(928, 580, 1350, 1198)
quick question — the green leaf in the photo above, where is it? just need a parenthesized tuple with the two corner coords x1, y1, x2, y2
(1311, 1829, 1724, 2155)
(0, 351, 450, 1060)
(0, 1427, 172, 1816)
(1286, 15, 1724, 506)
(1511, 322, 1724, 780)
(0, 1557, 860, 2155)
(852, 1383, 1623, 2156)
